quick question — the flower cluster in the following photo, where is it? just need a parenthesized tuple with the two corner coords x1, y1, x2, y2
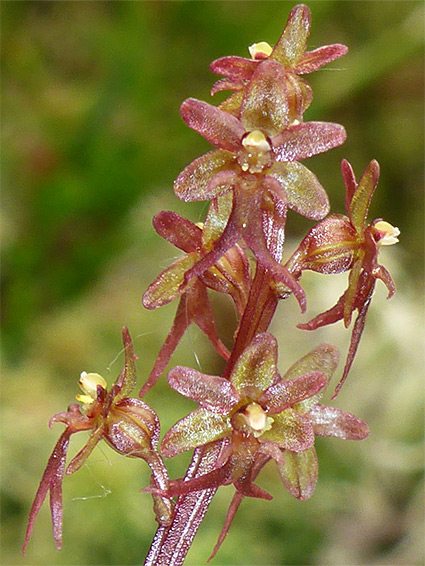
(24, 4, 399, 563)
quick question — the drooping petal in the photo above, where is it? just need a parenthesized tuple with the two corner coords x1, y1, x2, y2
(180, 98, 245, 152)
(174, 149, 235, 202)
(297, 295, 345, 331)
(23, 429, 72, 554)
(210, 55, 258, 80)
(240, 60, 290, 136)
(295, 44, 348, 74)
(260, 408, 314, 452)
(373, 264, 396, 299)
(161, 409, 232, 457)
(66, 425, 104, 475)
(343, 256, 363, 326)
(267, 161, 329, 220)
(275, 447, 318, 500)
(272, 121, 346, 162)
(270, 4, 311, 68)
(308, 404, 370, 440)
(349, 159, 380, 233)
(153, 211, 202, 253)
(259, 372, 327, 414)
(168, 366, 239, 414)
(142, 253, 198, 309)
(261, 177, 288, 263)
(230, 332, 279, 398)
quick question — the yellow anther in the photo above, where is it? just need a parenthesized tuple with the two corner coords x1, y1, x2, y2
(243, 403, 274, 438)
(77, 371, 107, 404)
(374, 220, 400, 246)
(249, 42, 273, 60)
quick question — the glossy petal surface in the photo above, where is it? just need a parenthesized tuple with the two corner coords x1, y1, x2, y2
(259, 372, 327, 414)
(270, 4, 310, 68)
(296, 44, 348, 74)
(260, 408, 314, 452)
(276, 447, 318, 500)
(349, 159, 380, 232)
(309, 404, 370, 440)
(161, 409, 232, 457)
(153, 211, 202, 253)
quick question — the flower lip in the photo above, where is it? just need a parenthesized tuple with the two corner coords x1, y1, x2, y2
(249, 41, 273, 61)
(241, 130, 272, 154)
(372, 220, 400, 246)
(233, 402, 274, 438)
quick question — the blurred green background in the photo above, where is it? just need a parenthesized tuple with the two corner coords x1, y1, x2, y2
(1, 1, 424, 565)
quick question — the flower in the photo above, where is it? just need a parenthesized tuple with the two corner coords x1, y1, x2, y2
(140, 200, 251, 396)
(210, 4, 348, 121)
(152, 333, 368, 505)
(174, 61, 346, 310)
(287, 159, 399, 396)
(23, 327, 172, 554)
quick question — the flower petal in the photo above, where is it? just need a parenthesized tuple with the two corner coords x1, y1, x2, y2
(210, 56, 258, 81)
(168, 366, 239, 414)
(272, 121, 346, 162)
(341, 158, 357, 214)
(180, 98, 245, 152)
(259, 372, 327, 414)
(275, 447, 318, 500)
(349, 159, 380, 232)
(295, 44, 348, 74)
(153, 211, 202, 253)
(270, 4, 311, 68)
(240, 60, 290, 136)
(260, 408, 314, 452)
(161, 409, 232, 457)
(267, 161, 329, 220)
(230, 332, 279, 398)
(308, 404, 370, 440)
(174, 149, 235, 202)
(202, 192, 234, 250)
(142, 253, 198, 309)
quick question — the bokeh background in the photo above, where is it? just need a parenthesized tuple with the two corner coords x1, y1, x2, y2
(1, 1, 424, 565)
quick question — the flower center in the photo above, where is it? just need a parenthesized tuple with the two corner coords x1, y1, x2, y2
(373, 220, 400, 246)
(238, 130, 272, 174)
(248, 41, 273, 61)
(233, 402, 274, 438)
(76, 371, 107, 406)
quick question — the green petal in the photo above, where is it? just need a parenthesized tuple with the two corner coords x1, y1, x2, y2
(275, 447, 318, 500)
(161, 409, 232, 457)
(142, 253, 198, 309)
(349, 159, 380, 233)
(260, 408, 314, 452)
(230, 333, 279, 399)
(267, 162, 329, 220)
(241, 61, 290, 136)
(202, 192, 233, 250)
(270, 4, 311, 68)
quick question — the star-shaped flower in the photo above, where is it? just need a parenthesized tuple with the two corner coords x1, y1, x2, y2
(23, 328, 172, 554)
(153, 333, 368, 505)
(287, 159, 399, 395)
(210, 4, 348, 121)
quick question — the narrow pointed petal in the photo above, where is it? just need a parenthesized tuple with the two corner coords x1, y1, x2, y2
(174, 149, 235, 202)
(260, 408, 314, 452)
(142, 253, 198, 309)
(211, 78, 243, 95)
(230, 332, 279, 398)
(309, 404, 370, 440)
(259, 372, 327, 414)
(210, 56, 258, 80)
(23, 429, 72, 554)
(113, 326, 138, 400)
(262, 176, 288, 263)
(297, 297, 344, 330)
(241, 61, 290, 136)
(374, 264, 396, 298)
(341, 159, 357, 214)
(295, 44, 348, 74)
(168, 366, 238, 414)
(153, 211, 202, 253)
(235, 477, 272, 500)
(208, 491, 244, 562)
(270, 4, 311, 68)
(267, 161, 329, 220)
(343, 257, 363, 326)
(349, 159, 380, 232)
(66, 426, 104, 475)
(275, 447, 318, 500)
(180, 98, 245, 152)
(272, 122, 346, 162)
(333, 290, 373, 398)
(161, 409, 232, 458)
